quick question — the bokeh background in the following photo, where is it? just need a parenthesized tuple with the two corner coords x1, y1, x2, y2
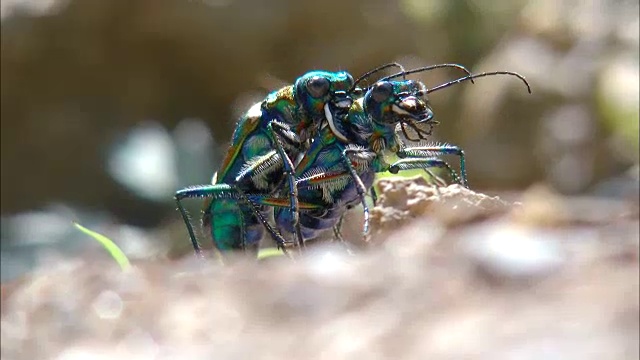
(1, 0, 638, 280)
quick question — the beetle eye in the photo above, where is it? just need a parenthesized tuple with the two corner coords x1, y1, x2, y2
(306, 76, 330, 98)
(371, 81, 393, 102)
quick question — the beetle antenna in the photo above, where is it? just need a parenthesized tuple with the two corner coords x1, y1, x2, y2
(378, 64, 474, 85)
(426, 71, 532, 94)
(350, 62, 407, 92)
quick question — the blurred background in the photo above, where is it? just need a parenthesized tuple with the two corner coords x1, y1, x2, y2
(1, 0, 638, 281)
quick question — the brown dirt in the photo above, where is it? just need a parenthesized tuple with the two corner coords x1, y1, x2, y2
(2, 179, 638, 360)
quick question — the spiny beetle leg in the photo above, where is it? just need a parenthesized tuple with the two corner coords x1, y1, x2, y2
(244, 195, 323, 211)
(341, 148, 371, 242)
(333, 214, 346, 243)
(233, 186, 290, 254)
(398, 144, 467, 187)
(174, 184, 290, 256)
(175, 184, 242, 257)
(388, 157, 461, 186)
(267, 121, 306, 250)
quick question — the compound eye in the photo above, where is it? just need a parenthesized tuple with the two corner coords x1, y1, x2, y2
(372, 81, 393, 103)
(306, 76, 330, 98)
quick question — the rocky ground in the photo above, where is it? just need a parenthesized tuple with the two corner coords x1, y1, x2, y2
(2, 178, 639, 360)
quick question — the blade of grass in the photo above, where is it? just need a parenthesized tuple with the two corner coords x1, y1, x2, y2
(73, 222, 131, 271)
(257, 247, 286, 260)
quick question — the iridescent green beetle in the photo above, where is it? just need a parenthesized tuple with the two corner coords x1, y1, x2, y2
(174, 70, 355, 256)
(259, 69, 531, 244)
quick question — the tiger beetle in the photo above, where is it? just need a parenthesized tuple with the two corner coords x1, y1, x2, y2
(258, 69, 532, 244)
(246, 64, 474, 243)
(174, 65, 407, 257)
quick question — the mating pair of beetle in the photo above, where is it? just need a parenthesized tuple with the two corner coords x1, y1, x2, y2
(175, 63, 531, 257)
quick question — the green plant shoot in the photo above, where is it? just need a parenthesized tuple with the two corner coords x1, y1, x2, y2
(73, 222, 131, 271)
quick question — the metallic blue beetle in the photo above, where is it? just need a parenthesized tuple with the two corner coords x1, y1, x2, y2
(261, 69, 531, 244)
